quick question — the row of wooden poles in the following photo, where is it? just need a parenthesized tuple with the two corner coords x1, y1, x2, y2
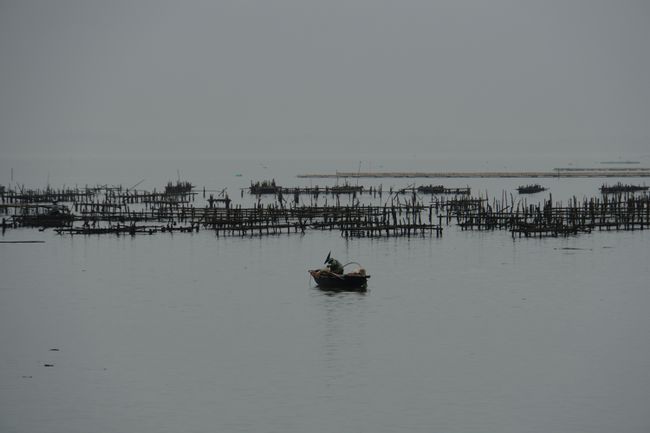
(2, 183, 462, 204)
(2, 185, 650, 238)
(441, 193, 650, 237)
(1, 188, 198, 205)
(2, 205, 444, 240)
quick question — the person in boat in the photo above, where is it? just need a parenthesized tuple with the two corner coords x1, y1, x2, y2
(49, 201, 71, 216)
(49, 201, 61, 216)
(325, 255, 344, 275)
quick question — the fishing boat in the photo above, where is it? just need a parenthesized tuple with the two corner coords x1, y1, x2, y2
(600, 183, 649, 194)
(309, 252, 370, 290)
(416, 185, 471, 195)
(15, 203, 74, 228)
(328, 183, 364, 195)
(164, 180, 193, 194)
(309, 269, 370, 290)
(249, 180, 281, 195)
(517, 184, 547, 194)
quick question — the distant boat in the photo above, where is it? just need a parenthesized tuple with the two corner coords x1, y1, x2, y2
(517, 184, 547, 194)
(600, 183, 649, 194)
(416, 185, 446, 194)
(164, 180, 193, 194)
(249, 180, 281, 195)
(328, 183, 364, 194)
(416, 185, 471, 195)
(16, 203, 74, 228)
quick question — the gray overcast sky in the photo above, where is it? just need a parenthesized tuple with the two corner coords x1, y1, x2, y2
(0, 0, 648, 158)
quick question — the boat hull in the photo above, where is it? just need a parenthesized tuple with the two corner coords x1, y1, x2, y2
(309, 270, 370, 290)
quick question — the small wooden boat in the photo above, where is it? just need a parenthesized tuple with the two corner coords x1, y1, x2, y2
(600, 183, 649, 194)
(328, 183, 364, 195)
(416, 185, 471, 195)
(308, 269, 370, 290)
(517, 184, 547, 194)
(249, 180, 281, 195)
(164, 180, 193, 194)
(15, 203, 74, 228)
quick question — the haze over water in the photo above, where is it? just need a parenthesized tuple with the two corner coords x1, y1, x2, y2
(1, 155, 649, 433)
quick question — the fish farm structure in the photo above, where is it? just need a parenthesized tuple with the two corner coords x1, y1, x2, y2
(2, 181, 650, 239)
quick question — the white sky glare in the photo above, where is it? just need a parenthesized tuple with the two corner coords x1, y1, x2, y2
(1, 0, 648, 158)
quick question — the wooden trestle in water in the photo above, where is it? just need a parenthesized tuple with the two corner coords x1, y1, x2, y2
(2, 184, 649, 238)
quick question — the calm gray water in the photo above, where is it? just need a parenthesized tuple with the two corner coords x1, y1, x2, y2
(1, 155, 649, 433)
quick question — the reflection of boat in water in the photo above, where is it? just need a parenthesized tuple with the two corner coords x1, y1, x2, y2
(309, 269, 370, 290)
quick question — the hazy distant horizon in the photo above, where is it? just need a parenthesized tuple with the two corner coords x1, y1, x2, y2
(1, 0, 649, 159)
(2, 149, 649, 163)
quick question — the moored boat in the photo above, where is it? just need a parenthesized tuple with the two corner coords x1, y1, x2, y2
(249, 180, 281, 195)
(600, 183, 649, 194)
(517, 184, 547, 194)
(164, 180, 193, 194)
(15, 203, 74, 228)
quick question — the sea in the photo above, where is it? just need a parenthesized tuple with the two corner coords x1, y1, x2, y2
(1, 152, 649, 433)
